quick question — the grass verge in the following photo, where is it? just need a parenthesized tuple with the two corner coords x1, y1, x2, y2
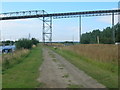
(51, 47, 118, 88)
(2, 49, 30, 71)
(67, 84, 83, 88)
(2, 45, 43, 88)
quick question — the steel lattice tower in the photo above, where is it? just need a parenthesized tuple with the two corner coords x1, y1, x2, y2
(42, 10, 52, 44)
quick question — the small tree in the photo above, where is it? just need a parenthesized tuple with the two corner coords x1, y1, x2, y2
(31, 38, 39, 46)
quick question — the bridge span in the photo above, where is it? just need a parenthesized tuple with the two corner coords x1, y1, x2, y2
(0, 9, 120, 20)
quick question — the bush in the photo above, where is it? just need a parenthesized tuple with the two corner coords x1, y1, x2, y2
(16, 38, 32, 49)
(16, 38, 39, 49)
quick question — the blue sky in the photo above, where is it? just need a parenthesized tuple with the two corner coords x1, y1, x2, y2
(2, 2, 118, 13)
(1, 2, 119, 42)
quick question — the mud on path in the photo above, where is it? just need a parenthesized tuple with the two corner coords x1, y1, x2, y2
(37, 48, 105, 88)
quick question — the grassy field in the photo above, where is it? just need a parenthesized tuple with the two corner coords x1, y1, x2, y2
(2, 45, 43, 88)
(51, 44, 118, 88)
(62, 44, 118, 64)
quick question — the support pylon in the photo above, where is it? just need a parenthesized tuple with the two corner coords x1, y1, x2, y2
(42, 10, 52, 45)
(112, 12, 115, 43)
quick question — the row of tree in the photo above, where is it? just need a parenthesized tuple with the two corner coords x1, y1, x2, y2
(81, 23, 120, 44)
(2, 41, 15, 46)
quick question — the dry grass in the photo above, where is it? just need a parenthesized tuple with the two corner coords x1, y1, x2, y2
(61, 44, 118, 64)
(52, 44, 118, 88)
(2, 49, 29, 62)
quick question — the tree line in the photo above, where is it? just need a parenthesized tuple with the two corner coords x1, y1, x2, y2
(81, 23, 120, 44)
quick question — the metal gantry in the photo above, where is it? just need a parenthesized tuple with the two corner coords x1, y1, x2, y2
(0, 9, 120, 43)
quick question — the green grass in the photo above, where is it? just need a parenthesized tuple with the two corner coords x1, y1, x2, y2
(67, 84, 83, 88)
(51, 48, 118, 88)
(2, 45, 43, 88)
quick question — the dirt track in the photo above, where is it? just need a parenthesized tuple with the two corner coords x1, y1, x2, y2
(37, 48, 105, 88)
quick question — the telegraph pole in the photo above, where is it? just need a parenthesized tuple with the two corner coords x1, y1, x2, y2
(97, 36, 100, 44)
(28, 33, 31, 40)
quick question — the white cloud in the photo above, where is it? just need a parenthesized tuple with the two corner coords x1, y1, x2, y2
(1, 19, 43, 41)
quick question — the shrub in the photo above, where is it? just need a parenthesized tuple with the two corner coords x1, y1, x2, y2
(16, 38, 32, 49)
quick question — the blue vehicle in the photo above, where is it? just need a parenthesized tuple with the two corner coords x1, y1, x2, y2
(1, 45, 16, 53)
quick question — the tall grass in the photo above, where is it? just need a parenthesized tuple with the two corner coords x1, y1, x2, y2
(2, 49, 30, 71)
(62, 44, 118, 64)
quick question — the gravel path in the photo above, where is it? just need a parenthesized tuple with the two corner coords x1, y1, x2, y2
(37, 48, 106, 88)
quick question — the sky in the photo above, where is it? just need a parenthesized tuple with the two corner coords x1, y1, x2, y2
(0, 2, 119, 42)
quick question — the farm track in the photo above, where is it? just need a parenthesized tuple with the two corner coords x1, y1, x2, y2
(37, 48, 106, 88)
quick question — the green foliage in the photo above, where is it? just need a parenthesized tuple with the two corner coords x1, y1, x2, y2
(115, 23, 120, 42)
(16, 38, 39, 49)
(2, 40, 15, 45)
(31, 38, 39, 46)
(16, 38, 32, 49)
(81, 23, 120, 44)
